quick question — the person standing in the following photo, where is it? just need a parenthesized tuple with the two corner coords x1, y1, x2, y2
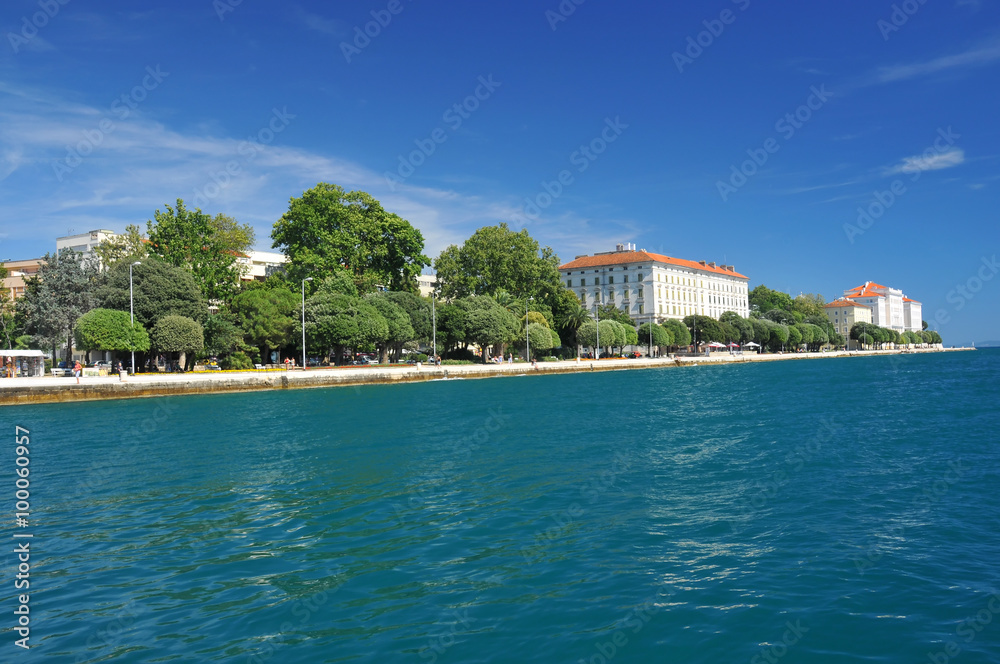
(74, 360, 82, 384)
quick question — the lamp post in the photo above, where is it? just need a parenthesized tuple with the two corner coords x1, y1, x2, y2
(301, 277, 313, 369)
(525, 297, 533, 361)
(649, 317, 654, 359)
(129, 261, 141, 375)
(431, 290, 436, 363)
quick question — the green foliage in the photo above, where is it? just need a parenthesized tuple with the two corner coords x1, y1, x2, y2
(441, 359, 474, 365)
(577, 320, 598, 349)
(272, 183, 428, 291)
(463, 297, 520, 357)
(150, 315, 204, 353)
(661, 318, 691, 347)
(384, 291, 432, 341)
(97, 257, 207, 328)
(19, 249, 98, 360)
(598, 320, 622, 349)
(787, 324, 803, 348)
(527, 322, 553, 355)
(749, 285, 794, 316)
(316, 269, 359, 297)
(523, 311, 549, 330)
(433, 223, 561, 300)
(209, 213, 256, 257)
(366, 293, 415, 361)
(720, 311, 753, 342)
(623, 324, 638, 347)
(597, 304, 634, 327)
(550, 328, 562, 348)
(638, 322, 672, 348)
(147, 199, 243, 302)
(762, 308, 796, 325)
(92, 224, 148, 271)
(202, 313, 247, 359)
(683, 314, 726, 343)
(74, 308, 150, 353)
(222, 351, 254, 370)
(305, 291, 388, 363)
(230, 287, 299, 359)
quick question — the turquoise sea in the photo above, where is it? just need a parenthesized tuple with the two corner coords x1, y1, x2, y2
(3, 350, 1000, 663)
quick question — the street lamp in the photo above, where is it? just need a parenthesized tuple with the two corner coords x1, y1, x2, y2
(525, 296, 533, 361)
(301, 277, 313, 369)
(129, 261, 141, 375)
(431, 289, 436, 364)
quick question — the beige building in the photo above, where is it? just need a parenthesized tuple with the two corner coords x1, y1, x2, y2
(843, 281, 922, 333)
(559, 244, 750, 325)
(823, 298, 873, 348)
(2, 258, 45, 300)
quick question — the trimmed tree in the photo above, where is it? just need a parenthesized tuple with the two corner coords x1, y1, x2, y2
(74, 308, 150, 362)
(150, 315, 204, 370)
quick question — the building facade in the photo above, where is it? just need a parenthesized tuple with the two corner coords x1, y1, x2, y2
(2, 259, 44, 300)
(55, 230, 118, 267)
(823, 299, 873, 348)
(843, 281, 922, 332)
(236, 250, 289, 282)
(559, 244, 750, 325)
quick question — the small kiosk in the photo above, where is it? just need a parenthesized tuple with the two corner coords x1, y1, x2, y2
(2, 350, 46, 378)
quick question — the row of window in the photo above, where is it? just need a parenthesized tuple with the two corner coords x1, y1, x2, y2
(566, 272, 747, 293)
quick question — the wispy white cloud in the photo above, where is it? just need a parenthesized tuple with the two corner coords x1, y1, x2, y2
(293, 8, 344, 37)
(872, 42, 1000, 84)
(884, 148, 965, 175)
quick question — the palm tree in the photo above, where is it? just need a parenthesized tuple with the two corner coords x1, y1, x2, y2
(562, 304, 591, 354)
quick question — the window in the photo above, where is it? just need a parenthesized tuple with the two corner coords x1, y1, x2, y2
(567, 279, 572, 287)
(594, 277, 600, 286)
(638, 304, 644, 315)
(638, 273, 643, 281)
(609, 276, 614, 285)
(637, 289, 643, 300)
(624, 275, 629, 283)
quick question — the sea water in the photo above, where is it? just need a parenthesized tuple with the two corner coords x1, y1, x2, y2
(3, 350, 999, 662)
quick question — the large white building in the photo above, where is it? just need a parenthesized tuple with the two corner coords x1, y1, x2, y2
(236, 250, 289, 281)
(843, 281, 922, 333)
(55, 229, 118, 267)
(559, 244, 750, 325)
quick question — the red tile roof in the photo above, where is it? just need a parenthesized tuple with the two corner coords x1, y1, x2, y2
(902, 297, 921, 303)
(846, 290, 885, 299)
(824, 299, 870, 308)
(559, 251, 749, 279)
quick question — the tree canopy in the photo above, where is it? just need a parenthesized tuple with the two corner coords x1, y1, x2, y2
(74, 308, 150, 354)
(97, 258, 207, 328)
(150, 315, 204, 354)
(272, 183, 428, 291)
(19, 249, 98, 360)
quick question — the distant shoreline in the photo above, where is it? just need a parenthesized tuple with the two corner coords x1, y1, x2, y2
(0, 347, 975, 407)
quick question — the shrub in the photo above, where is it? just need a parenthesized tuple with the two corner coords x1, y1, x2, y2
(445, 347, 479, 363)
(412, 353, 428, 362)
(222, 351, 254, 370)
(441, 359, 474, 365)
(540, 356, 559, 362)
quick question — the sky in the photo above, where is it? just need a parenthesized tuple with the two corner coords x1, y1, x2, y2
(1, 0, 998, 344)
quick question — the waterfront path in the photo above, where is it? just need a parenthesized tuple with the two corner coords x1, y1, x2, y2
(0, 347, 973, 406)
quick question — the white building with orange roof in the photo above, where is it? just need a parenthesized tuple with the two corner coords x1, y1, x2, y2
(558, 243, 750, 325)
(823, 299, 873, 347)
(842, 281, 922, 333)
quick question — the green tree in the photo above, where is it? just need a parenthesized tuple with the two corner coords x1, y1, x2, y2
(787, 324, 803, 349)
(210, 213, 256, 256)
(459, 296, 519, 360)
(578, 320, 598, 351)
(762, 308, 796, 325)
(436, 303, 468, 355)
(147, 200, 243, 302)
(230, 287, 299, 363)
(384, 291, 433, 343)
(366, 293, 415, 363)
(97, 258, 207, 328)
(597, 304, 634, 327)
(93, 224, 148, 271)
(305, 291, 388, 364)
(558, 303, 591, 351)
(150, 315, 204, 369)
(598, 320, 621, 354)
(433, 223, 561, 300)
(749, 285, 794, 316)
(203, 313, 249, 361)
(526, 322, 553, 359)
(720, 311, 753, 342)
(0, 265, 15, 349)
(638, 322, 672, 354)
(683, 314, 725, 343)
(74, 308, 150, 359)
(272, 183, 428, 291)
(19, 249, 98, 362)
(662, 318, 690, 348)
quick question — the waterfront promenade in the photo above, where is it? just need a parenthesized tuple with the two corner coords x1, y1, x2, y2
(0, 347, 973, 406)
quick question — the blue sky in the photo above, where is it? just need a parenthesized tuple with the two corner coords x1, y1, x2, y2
(1, 0, 998, 343)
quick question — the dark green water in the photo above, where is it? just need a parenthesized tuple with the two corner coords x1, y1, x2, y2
(3, 350, 999, 663)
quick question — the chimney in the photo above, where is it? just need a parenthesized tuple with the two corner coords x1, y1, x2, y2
(699, 260, 706, 266)
(708, 262, 716, 268)
(616, 243, 625, 252)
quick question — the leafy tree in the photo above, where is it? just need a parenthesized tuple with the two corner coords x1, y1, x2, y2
(559, 303, 591, 350)
(927, 330, 943, 344)
(93, 224, 148, 271)
(767, 322, 790, 352)
(661, 318, 690, 348)
(230, 286, 299, 363)
(150, 315, 204, 369)
(749, 285, 793, 316)
(523, 311, 549, 330)
(74, 309, 150, 358)
(0, 265, 15, 349)
(787, 324, 803, 348)
(598, 320, 621, 353)
(720, 311, 753, 342)
(433, 223, 561, 300)
(791, 294, 825, 320)
(922, 320, 928, 331)
(209, 213, 256, 256)
(762, 308, 796, 325)
(366, 293, 415, 362)
(794, 323, 814, 347)
(549, 328, 562, 349)
(460, 296, 520, 360)
(578, 320, 598, 351)
(683, 314, 725, 343)
(305, 291, 388, 364)
(97, 258, 207, 328)
(638, 322, 672, 353)
(526, 322, 553, 358)
(203, 313, 248, 361)
(147, 199, 243, 302)
(272, 183, 428, 291)
(19, 249, 98, 361)
(597, 304, 634, 327)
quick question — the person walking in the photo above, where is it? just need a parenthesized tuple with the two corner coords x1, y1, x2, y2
(74, 360, 82, 384)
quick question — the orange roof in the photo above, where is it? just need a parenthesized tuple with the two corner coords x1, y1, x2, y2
(902, 297, 921, 303)
(846, 290, 884, 299)
(559, 250, 749, 279)
(846, 281, 888, 293)
(824, 299, 870, 308)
